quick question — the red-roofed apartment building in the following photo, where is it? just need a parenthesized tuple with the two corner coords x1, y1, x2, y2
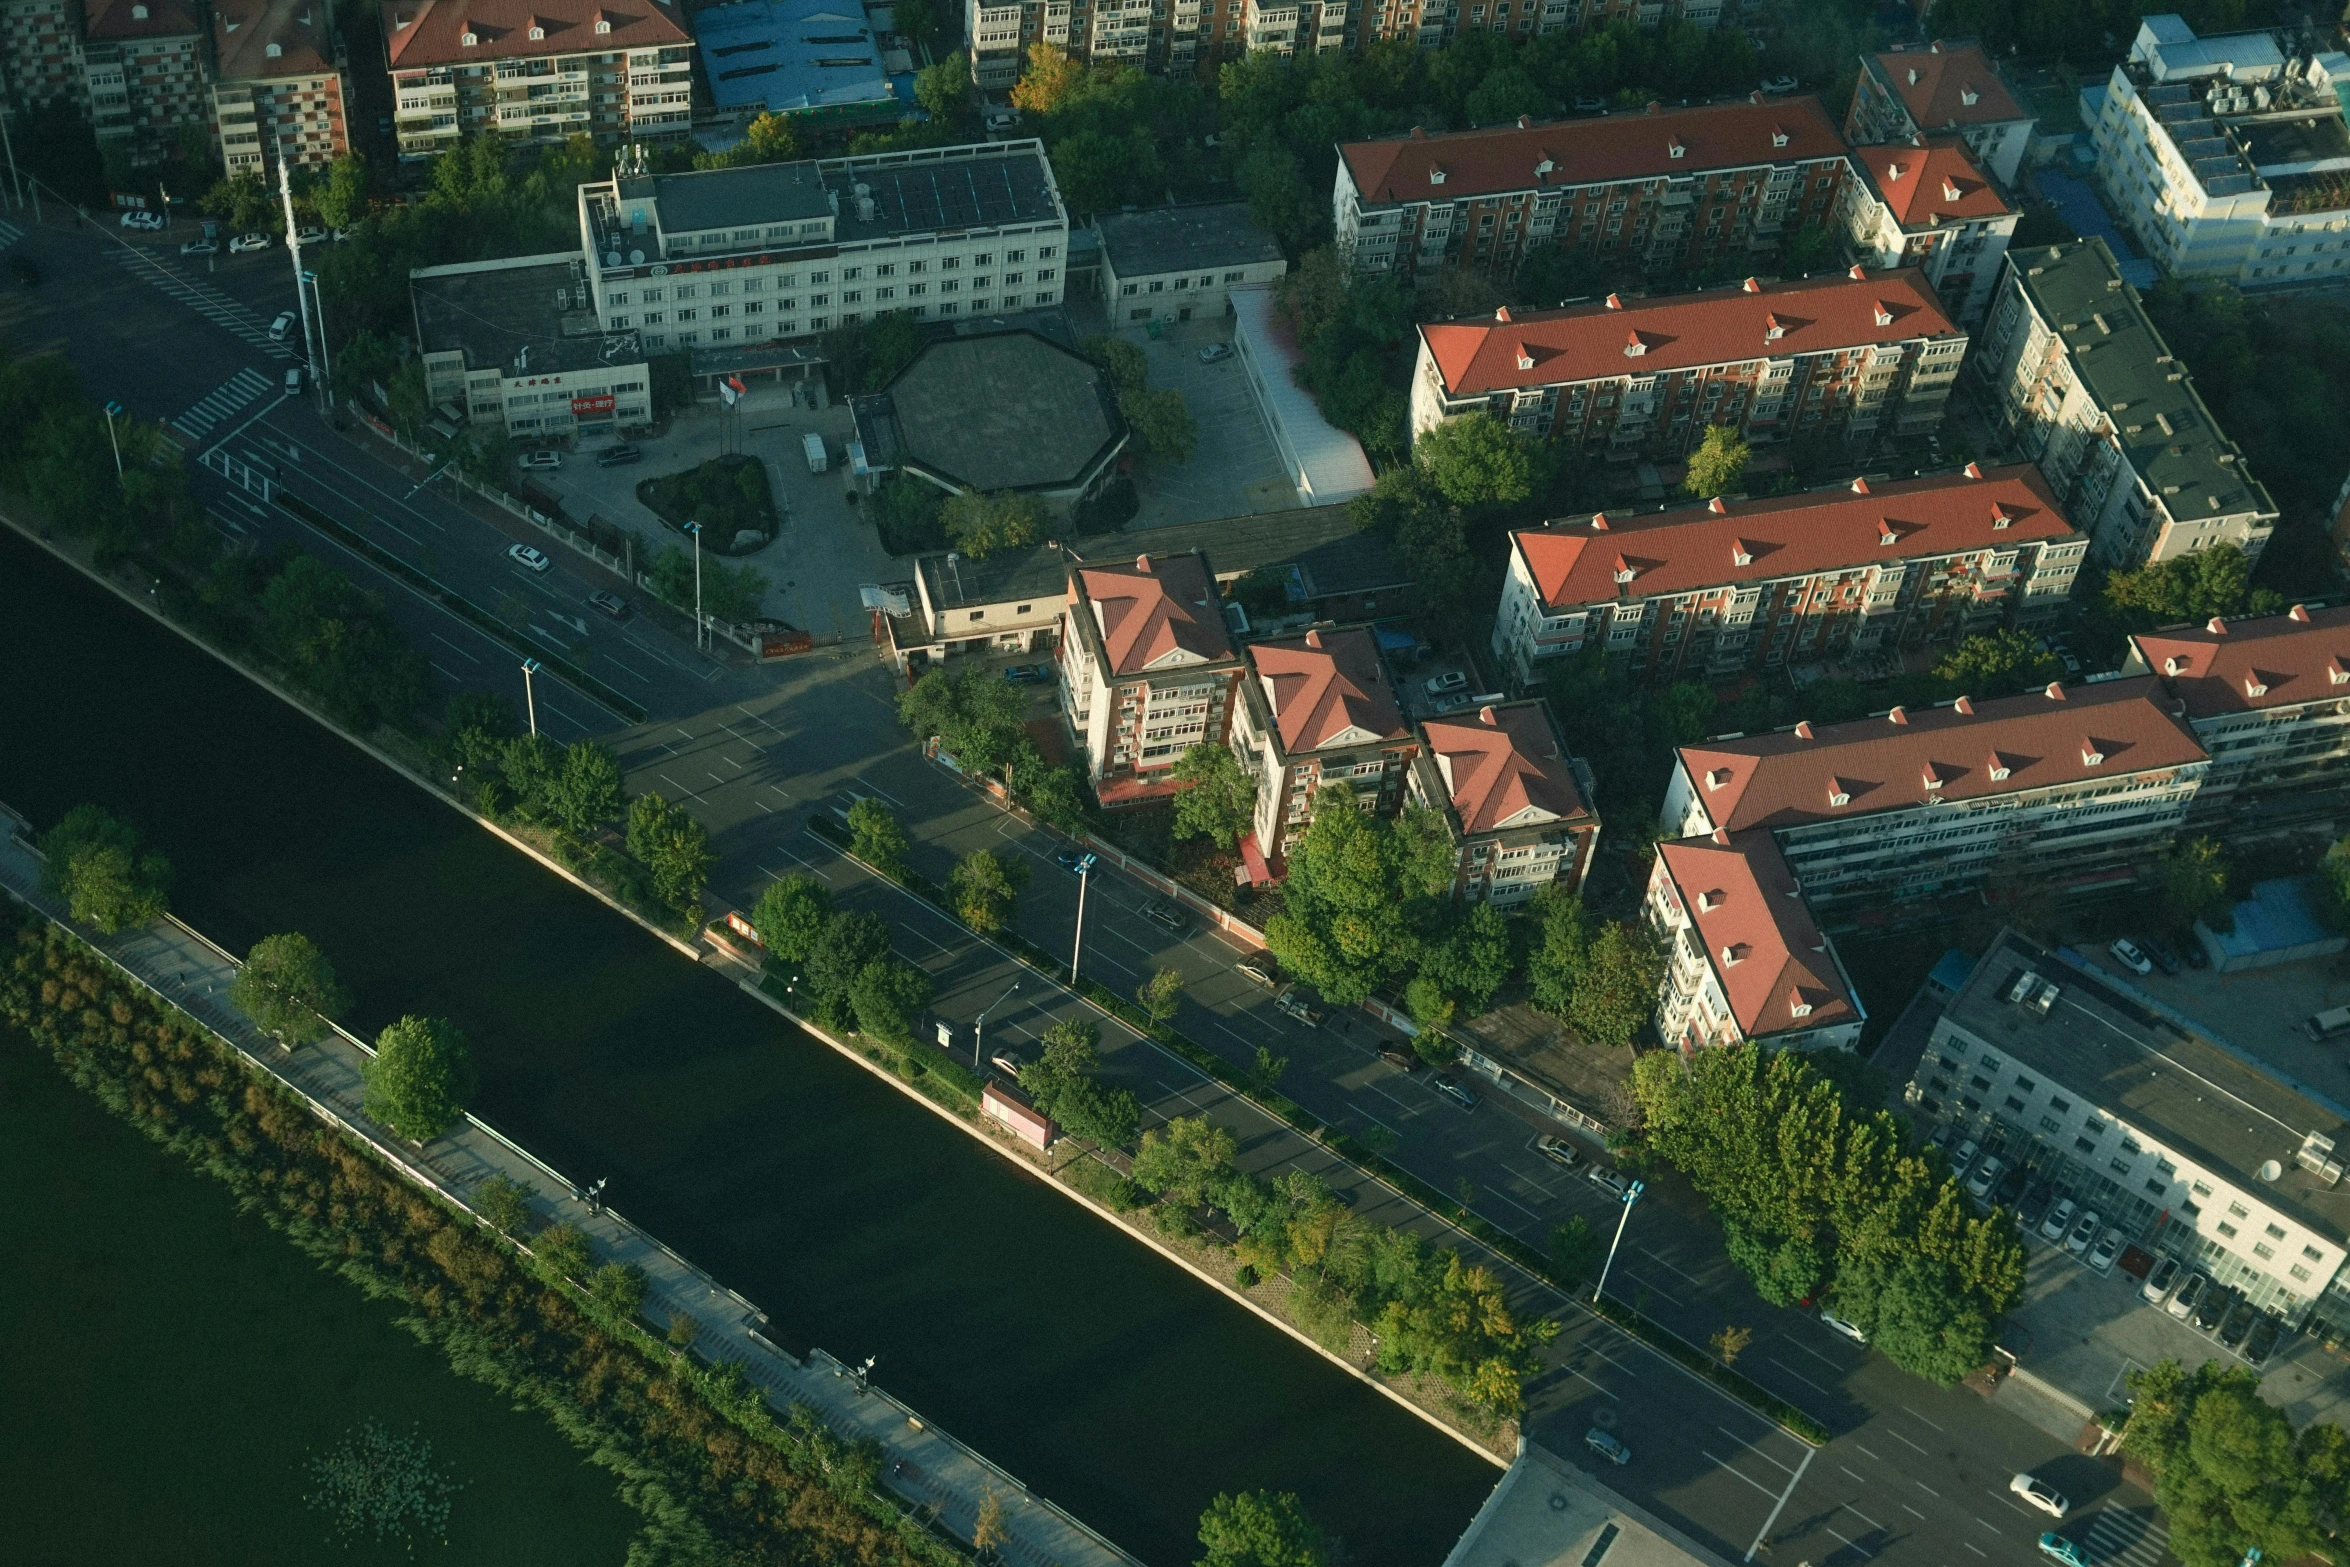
(1333, 98, 1852, 284)
(85, 0, 211, 167)
(1490, 463, 2086, 684)
(2123, 604, 2350, 829)
(1645, 829, 1862, 1052)
(1058, 551, 1248, 802)
(1230, 624, 1418, 862)
(1409, 267, 1967, 462)
(382, 0, 694, 162)
(211, 0, 349, 176)
(1410, 700, 1601, 906)
(1348, 0, 1726, 55)
(0, 0, 91, 118)
(1834, 135, 2016, 325)
(1662, 677, 2209, 917)
(1846, 41, 2036, 185)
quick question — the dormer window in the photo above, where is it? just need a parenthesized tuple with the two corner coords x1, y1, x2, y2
(1990, 507, 2012, 529)
(1961, 85, 1980, 106)
(1878, 526, 1900, 547)
(1771, 129, 1789, 148)
(1731, 541, 1754, 567)
(595, 13, 612, 29)
(2331, 659, 2350, 686)
(529, 22, 545, 36)
(1706, 767, 1732, 790)
(265, 40, 282, 55)
(1428, 165, 1447, 185)
(2081, 743, 2105, 767)
(1516, 349, 1534, 370)
(1789, 990, 1813, 1019)
(1668, 141, 1686, 159)
(1922, 764, 1944, 790)
(1719, 942, 1750, 966)
(1987, 754, 2011, 782)
(1696, 888, 1723, 911)
(1873, 303, 1895, 327)
(1614, 560, 1637, 584)
(461, 27, 478, 43)
(2244, 673, 2269, 698)
(1764, 314, 1785, 341)
(1942, 179, 1962, 203)
(1827, 781, 1851, 807)
(130, 1, 147, 14)
(1623, 332, 1648, 358)
(2164, 655, 2187, 676)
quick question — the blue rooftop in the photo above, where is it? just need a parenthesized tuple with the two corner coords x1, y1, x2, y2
(1927, 948, 1977, 997)
(2207, 876, 2333, 960)
(696, 0, 893, 115)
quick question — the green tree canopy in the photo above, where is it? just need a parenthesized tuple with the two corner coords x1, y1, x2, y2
(1263, 804, 1453, 1006)
(362, 1015, 478, 1142)
(914, 54, 971, 119)
(950, 847, 1027, 934)
(941, 489, 1045, 558)
(2104, 543, 2282, 630)
(1132, 1113, 1238, 1209)
(898, 664, 1035, 776)
(315, 150, 370, 230)
(1526, 886, 1591, 1018)
(1420, 902, 1512, 1017)
(848, 955, 933, 1042)
(1351, 467, 1476, 616)
(1024, 1017, 1142, 1148)
(1413, 411, 1539, 509)
(625, 792, 713, 911)
(2158, 836, 2232, 931)
(546, 739, 624, 837)
(1171, 742, 1258, 848)
(1932, 629, 2061, 697)
(229, 932, 350, 1047)
(38, 804, 171, 934)
(752, 873, 834, 963)
(846, 797, 910, 873)
(2123, 1358, 2350, 1567)
(1196, 1489, 1334, 1567)
(1565, 921, 1663, 1050)
(1681, 424, 1751, 499)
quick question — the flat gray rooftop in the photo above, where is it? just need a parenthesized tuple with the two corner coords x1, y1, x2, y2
(411, 255, 640, 376)
(885, 332, 1121, 493)
(823, 145, 1060, 244)
(618, 162, 835, 235)
(1947, 929, 2350, 1243)
(1096, 201, 1282, 279)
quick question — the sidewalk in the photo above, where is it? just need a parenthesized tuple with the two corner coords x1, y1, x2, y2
(0, 819, 1138, 1567)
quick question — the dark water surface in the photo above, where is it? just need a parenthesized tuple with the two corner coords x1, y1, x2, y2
(0, 531, 1496, 1565)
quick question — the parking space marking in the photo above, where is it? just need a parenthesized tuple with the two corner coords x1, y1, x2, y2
(1972, 1517, 2002, 1536)
(1850, 1442, 1880, 1461)
(852, 774, 904, 806)
(1839, 1466, 1869, 1485)
(1716, 1427, 1797, 1476)
(657, 771, 703, 801)
(1766, 1357, 1838, 1398)
(1901, 1505, 1926, 1521)
(1843, 1504, 1884, 1532)
(431, 632, 481, 664)
(1490, 1190, 1544, 1226)
(1903, 1405, 1946, 1432)
(1567, 1366, 1619, 1401)
(1701, 1452, 1782, 1501)
(1913, 1481, 1939, 1497)
(1639, 1247, 1709, 1288)
(1745, 1446, 1815, 1561)
(1964, 1543, 1987, 1558)
(1822, 1525, 1870, 1557)
(1891, 1431, 1931, 1457)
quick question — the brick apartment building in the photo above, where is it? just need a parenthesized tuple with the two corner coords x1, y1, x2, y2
(1645, 829, 1864, 1052)
(86, 0, 212, 168)
(1845, 40, 2035, 184)
(1409, 267, 1966, 461)
(1834, 135, 2016, 325)
(1334, 98, 1852, 284)
(1491, 463, 2086, 684)
(1410, 699, 1601, 907)
(966, 0, 1201, 87)
(1352, 0, 1723, 52)
(211, 0, 348, 177)
(1058, 551, 1248, 803)
(0, 0, 90, 115)
(1230, 624, 1417, 863)
(383, 0, 695, 161)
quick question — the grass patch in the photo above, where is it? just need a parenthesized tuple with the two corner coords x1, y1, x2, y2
(1062, 1155, 1149, 1212)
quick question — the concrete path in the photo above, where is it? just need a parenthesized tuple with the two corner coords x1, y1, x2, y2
(0, 818, 1137, 1567)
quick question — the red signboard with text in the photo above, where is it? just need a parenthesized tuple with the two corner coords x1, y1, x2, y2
(570, 393, 616, 416)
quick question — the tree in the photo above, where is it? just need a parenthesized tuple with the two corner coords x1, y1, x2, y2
(1264, 804, 1452, 1006)
(847, 957, 934, 1044)
(546, 739, 624, 837)
(2104, 543, 2282, 629)
(1933, 629, 2060, 697)
(951, 848, 1027, 934)
(1514, 243, 1608, 308)
(1010, 43, 1082, 115)
(1352, 467, 1475, 615)
(916, 52, 972, 121)
(1780, 221, 1837, 274)
(1138, 966, 1186, 1028)
(1565, 921, 1662, 1050)
(535, 1222, 593, 1281)
(1681, 424, 1751, 499)
(315, 150, 370, 231)
(805, 910, 894, 1028)
(229, 932, 350, 1047)
(589, 1261, 649, 1318)
(899, 664, 1035, 775)
(894, 0, 943, 45)
(1830, 1253, 1995, 1387)
(1121, 386, 1198, 464)
(1421, 903, 1513, 1017)
(1413, 412, 1537, 509)
(1721, 1216, 1829, 1308)
(2123, 1359, 2350, 1567)
(1132, 1113, 1238, 1209)
(752, 873, 834, 963)
(1171, 743, 1257, 848)
(477, 1173, 537, 1236)
(846, 797, 910, 874)
(731, 112, 800, 166)
(2158, 836, 2232, 930)
(362, 1015, 478, 1142)
(1527, 886, 1591, 1017)
(975, 1490, 1011, 1554)
(626, 792, 714, 910)
(501, 731, 564, 821)
(1024, 1017, 1141, 1148)
(1196, 1489, 1333, 1567)
(37, 804, 172, 935)
(941, 489, 1045, 558)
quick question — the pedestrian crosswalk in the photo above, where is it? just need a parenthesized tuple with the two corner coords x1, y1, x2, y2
(2083, 1508, 2169, 1567)
(0, 219, 24, 249)
(109, 246, 294, 358)
(173, 367, 276, 443)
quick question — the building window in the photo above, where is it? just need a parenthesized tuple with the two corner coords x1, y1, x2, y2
(2218, 1222, 2239, 1239)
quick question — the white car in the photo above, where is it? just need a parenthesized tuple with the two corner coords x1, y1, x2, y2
(1760, 74, 1799, 93)
(178, 238, 218, 256)
(1424, 670, 1470, 696)
(2141, 1256, 2181, 1305)
(1819, 1309, 1868, 1345)
(1950, 1138, 1980, 1179)
(1964, 1155, 2004, 1202)
(118, 208, 164, 230)
(2088, 1229, 2124, 1274)
(2066, 1209, 2102, 1255)
(292, 225, 328, 246)
(2039, 1196, 2077, 1243)
(2109, 938, 2154, 976)
(517, 449, 562, 471)
(268, 310, 297, 342)
(229, 231, 271, 253)
(2010, 1474, 2070, 1519)
(506, 543, 552, 573)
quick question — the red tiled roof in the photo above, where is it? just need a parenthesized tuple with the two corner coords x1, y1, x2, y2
(1870, 43, 2028, 131)
(86, 0, 203, 38)
(1657, 831, 1857, 1039)
(2133, 604, 2350, 718)
(1340, 98, 1849, 207)
(1248, 626, 1408, 754)
(1860, 136, 2011, 227)
(1077, 552, 1234, 677)
(382, 0, 688, 67)
(1422, 268, 1958, 397)
(1513, 463, 2069, 609)
(1680, 677, 2207, 833)
(215, 0, 337, 80)
(1422, 701, 1590, 834)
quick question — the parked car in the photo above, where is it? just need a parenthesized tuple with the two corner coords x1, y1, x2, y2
(1431, 1075, 1477, 1112)
(1926, 1122, 1956, 1152)
(2065, 1210, 2102, 1255)
(178, 238, 217, 256)
(1197, 343, 1235, 364)
(2088, 1229, 2124, 1274)
(1053, 848, 1096, 877)
(2141, 1255, 2182, 1305)
(1236, 959, 1280, 990)
(1964, 1155, 2005, 1203)
(2039, 1533, 2090, 1567)
(2009, 1474, 2070, 1520)
(2109, 937, 2154, 976)
(1140, 898, 1190, 936)
(2168, 1270, 2210, 1320)
(1432, 691, 1478, 714)
(588, 591, 630, 620)
(1378, 1045, 1421, 1072)
(517, 448, 561, 470)
(989, 1048, 1026, 1081)
(1760, 74, 1799, 92)
(292, 225, 328, 245)
(1994, 1163, 2030, 1209)
(2194, 1283, 2237, 1333)
(1001, 663, 1053, 683)
(1572, 94, 1608, 111)
(506, 543, 552, 573)
(1424, 670, 1470, 696)
(2140, 935, 2183, 975)
(2243, 1311, 2284, 1367)
(1534, 1135, 1581, 1169)
(1584, 1428, 1632, 1466)
(284, 366, 303, 394)
(2040, 1197, 2078, 1243)
(1819, 1309, 1869, 1345)
(2181, 936, 2210, 969)
(268, 310, 296, 341)
(1951, 1138, 1981, 1178)
(229, 231, 271, 253)
(1274, 990, 1325, 1026)
(2218, 1299, 2258, 1349)
(1585, 1166, 1631, 1199)
(2018, 1182, 2055, 1231)
(119, 208, 164, 230)
(595, 443, 643, 467)
(8, 254, 40, 287)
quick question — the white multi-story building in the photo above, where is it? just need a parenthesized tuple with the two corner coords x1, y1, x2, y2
(412, 253, 651, 438)
(1644, 828, 1864, 1053)
(1846, 41, 2036, 185)
(963, 0, 1200, 85)
(1410, 700, 1601, 907)
(1229, 625, 1416, 864)
(1975, 239, 2277, 569)
(1097, 201, 1286, 326)
(2124, 603, 2350, 831)
(1913, 926, 2349, 1326)
(2089, 15, 2350, 287)
(382, 0, 694, 161)
(1491, 463, 2086, 686)
(1057, 551, 1248, 804)
(578, 140, 1069, 354)
(1834, 135, 2017, 325)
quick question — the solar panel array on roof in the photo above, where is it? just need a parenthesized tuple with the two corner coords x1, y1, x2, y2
(827, 153, 1054, 239)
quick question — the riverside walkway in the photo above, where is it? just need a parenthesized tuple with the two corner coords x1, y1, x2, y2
(0, 817, 1138, 1567)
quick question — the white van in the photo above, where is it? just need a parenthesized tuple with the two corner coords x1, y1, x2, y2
(2305, 1006, 2350, 1042)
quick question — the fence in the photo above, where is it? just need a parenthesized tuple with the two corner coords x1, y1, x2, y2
(363, 413, 633, 577)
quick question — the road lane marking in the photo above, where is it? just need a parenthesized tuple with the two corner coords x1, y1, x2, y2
(1839, 1466, 1869, 1485)
(1903, 1405, 1946, 1432)
(600, 654, 651, 683)
(1973, 1516, 2002, 1535)
(1964, 1545, 1987, 1558)
(1746, 1444, 1815, 1561)
(657, 771, 702, 800)
(1716, 1427, 1796, 1475)
(1843, 1504, 1883, 1532)
(1901, 1505, 1926, 1521)
(707, 770, 728, 788)
(1891, 1430, 1931, 1456)
(430, 631, 481, 663)
(1701, 1452, 1781, 1501)
(431, 662, 460, 682)
(1766, 1357, 1837, 1398)
(1851, 1442, 1880, 1461)
(1639, 1247, 1709, 1288)
(1914, 1481, 1940, 1497)
(1568, 1367, 1619, 1400)
(1491, 1190, 1544, 1225)
(852, 773, 904, 805)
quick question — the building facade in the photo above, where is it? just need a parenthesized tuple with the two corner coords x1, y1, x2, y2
(1975, 239, 2277, 567)
(1410, 268, 1966, 461)
(412, 252, 652, 438)
(1057, 551, 1248, 801)
(579, 141, 1069, 354)
(1645, 829, 1864, 1052)
(1846, 41, 2035, 184)
(2088, 16, 2350, 287)
(211, 0, 348, 177)
(1834, 135, 2016, 325)
(85, 0, 211, 168)
(1410, 699, 1600, 906)
(964, 0, 1203, 86)
(2124, 604, 2350, 831)
(1662, 677, 2211, 917)
(1230, 625, 1416, 862)
(1097, 201, 1286, 324)
(383, 0, 695, 161)
(0, 0, 90, 116)
(1491, 463, 2086, 685)
(1335, 99, 1853, 284)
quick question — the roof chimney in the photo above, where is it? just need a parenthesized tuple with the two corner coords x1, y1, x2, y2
(1954, 694, 1974, 714)
(1605, 292, 1623, 309)
(1590, 512, 1609, 530)
(1794, 720, 1814, 739)
(1849, 263, 1867, 280)
(2291, 603, 2312, 622)
(1742, 276, 1762, 292)
(1410, 125, 1425, 138)
(1646, 100, 1662, 114)
(1963, 461, 1983, 478)
(1887, 705, 1909, 724)
(1479, 704, 1498, 724)
(1517, 115, 1532, 129)
(1134, 553, 1152, 571)
(1495, 305, 1512, 322)
(1850, 476, 1870, 495)
(2207, 616, 2227, 635)
(2045, 682, 2066, 700)
(1708, 496, 1728, 514)
(1304, 628, 1322, 648)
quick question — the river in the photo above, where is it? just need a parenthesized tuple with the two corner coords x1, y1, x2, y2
(0, 529, 1497, 1566)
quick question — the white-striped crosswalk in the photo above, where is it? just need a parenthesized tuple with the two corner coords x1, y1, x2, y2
(0, 219, 24, 249)
(173, 367, 276, 442)
(109, 247, 294, 358)
(2082, 1508, 2168, 1567)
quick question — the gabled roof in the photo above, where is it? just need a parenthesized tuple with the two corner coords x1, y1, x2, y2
(1340, 97, 1848, 207)
(1680, 676, 2208, 833)
(1422, 701, 1591, 834)
(2133, 604, 2350, 717)
(214, 0, 336, 81)
(1421, 268, 1958, 398)
(382, 0, 689, 67)
(1657, 831, 1858, 1039)
(1248, 626, 1408, 754)
(1859, 136, 2013, 228)
(86, 0, 203, 38)
(1869, 42, 2030, 130)
(1513, 463, 2070, 609)
(1076, 552, 1234, 677)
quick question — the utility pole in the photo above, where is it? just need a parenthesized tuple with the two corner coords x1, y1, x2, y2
(101, 400, 124, 484)
(683, 519, 704, 649)
(974, 979, 1021, 1071)
(1592, 1178, 1645, 1304)
(1069, 854, 1097, 984)
(520, 658, 542, 737)
(0, 85, 25, 211)
(276, 160, 319, 394)
(301, 267, 332, 406)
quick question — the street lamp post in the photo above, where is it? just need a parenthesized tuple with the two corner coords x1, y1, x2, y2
(973, 978, 1022, 1071)
(101, 400, 124, 483)
(520, 657, 542, 737)
(1592, 1177, 1646, 1304)
(682, 519, 704, 650)
(301, 267, 332, 404)
(276, 161, 319, 396)
(1068, 853, 1097, 985)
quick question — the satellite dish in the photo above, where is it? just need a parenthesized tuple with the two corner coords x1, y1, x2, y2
(629, 248, 645, 265)
(2260, 1159, 2284, 1183)
(606, 250, 622, 266)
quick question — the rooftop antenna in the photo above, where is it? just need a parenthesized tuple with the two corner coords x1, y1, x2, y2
(945, 549, 965, 600)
